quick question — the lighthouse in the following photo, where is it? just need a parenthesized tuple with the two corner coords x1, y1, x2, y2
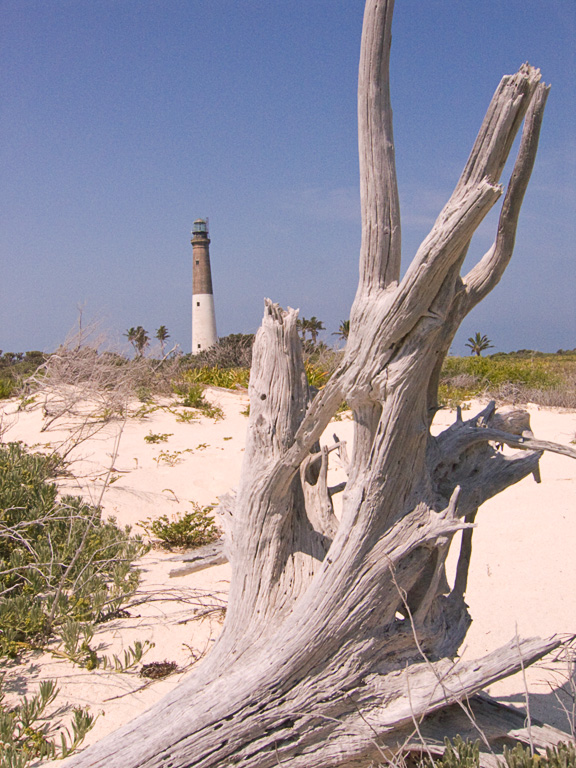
(191, 218, 218, 354)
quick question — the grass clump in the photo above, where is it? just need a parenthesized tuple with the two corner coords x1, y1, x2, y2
(139, 504, 220, 550)
(172, 380, 224, 420)
(0, 442, 146, 658)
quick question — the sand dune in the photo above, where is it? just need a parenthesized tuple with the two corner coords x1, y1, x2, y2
(1, 389, 575, 758)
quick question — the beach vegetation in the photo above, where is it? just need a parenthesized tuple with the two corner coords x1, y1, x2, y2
(124, 326, 150, 357)
(0, 677, 96, 767)
(153, 449, 193, 467)
(144, 431, 173, 444)
(332, 319, 350, 342)
(424, 737, 576, 768)
(177, 366, 250, 390)
(181, 334, 254, 369)
(0, 442, 146, 659)
(55, 620, 153, 672)
(155, 326, 170, 356)
(304, 360, 330, 389)
(174, 409, 198, 423)
(172, 380, 224, 420)
(140, 660, 179, 680)
(465, 332, 494, 356)
(0, 351, 47, 400)
(138, 504, 220, 550)
(439, 350, 576, 408)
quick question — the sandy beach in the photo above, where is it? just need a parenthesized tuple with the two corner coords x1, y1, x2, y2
(1, 388, 575, 758)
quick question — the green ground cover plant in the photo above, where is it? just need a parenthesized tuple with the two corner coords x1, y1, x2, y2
(0, 442, 146, 658)
(144, 431, 173, 444)
(138, 504, 220, 550)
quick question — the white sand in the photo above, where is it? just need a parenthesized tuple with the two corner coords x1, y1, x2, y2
(1, 390, 575, 756)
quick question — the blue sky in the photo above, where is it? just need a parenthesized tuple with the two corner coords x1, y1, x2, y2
(1, 1, 574, 355)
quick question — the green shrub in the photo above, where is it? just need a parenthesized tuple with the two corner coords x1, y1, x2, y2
(0, 677, 96, 767)
(181, 334, 254, 369)
(0, 442, 146, 657)
(176, 381, 208, 408)
(423, 736, 576, 768)
(504, 742, 576, 768)
(0, 378, 15, 399)
(138, 504, 220, 550)
(427, 736, 480, 768)
(153, 449, 192, 467)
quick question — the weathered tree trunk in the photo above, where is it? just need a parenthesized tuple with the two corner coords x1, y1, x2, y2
(66, 3, 576, 767)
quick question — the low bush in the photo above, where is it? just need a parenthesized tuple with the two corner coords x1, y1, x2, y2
(0, 677, 96, 767)
(0, 379, 15, 400)
(138, 504, 220, 550)
(424, 736, 576, 768)
(181, 334, 254, 369)
(0, 442, 146, 658)
(0, 351, 47, 401)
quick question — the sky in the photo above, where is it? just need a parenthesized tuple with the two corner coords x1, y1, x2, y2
(1, 1, 575, 356)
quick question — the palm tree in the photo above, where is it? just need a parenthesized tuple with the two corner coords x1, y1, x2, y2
(465, 332, 494, 357)
(124, 326, 150, 357)
(307, 316, 325, 345)
(332, 319, 350, 343)
(155, 326, 170, 355)
(124, 327, 138, 352)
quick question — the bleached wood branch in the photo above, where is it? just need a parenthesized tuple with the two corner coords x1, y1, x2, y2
(357, 0, 401, 293)
(463, 81, 550, 311)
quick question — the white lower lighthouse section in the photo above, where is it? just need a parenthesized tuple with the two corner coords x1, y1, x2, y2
(192, 293, 218, 353)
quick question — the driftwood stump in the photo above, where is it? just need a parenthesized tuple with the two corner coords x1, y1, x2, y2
(66, 2, 576, 766)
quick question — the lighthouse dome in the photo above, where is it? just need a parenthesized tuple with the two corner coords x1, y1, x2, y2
(192, 219, 208, 235)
